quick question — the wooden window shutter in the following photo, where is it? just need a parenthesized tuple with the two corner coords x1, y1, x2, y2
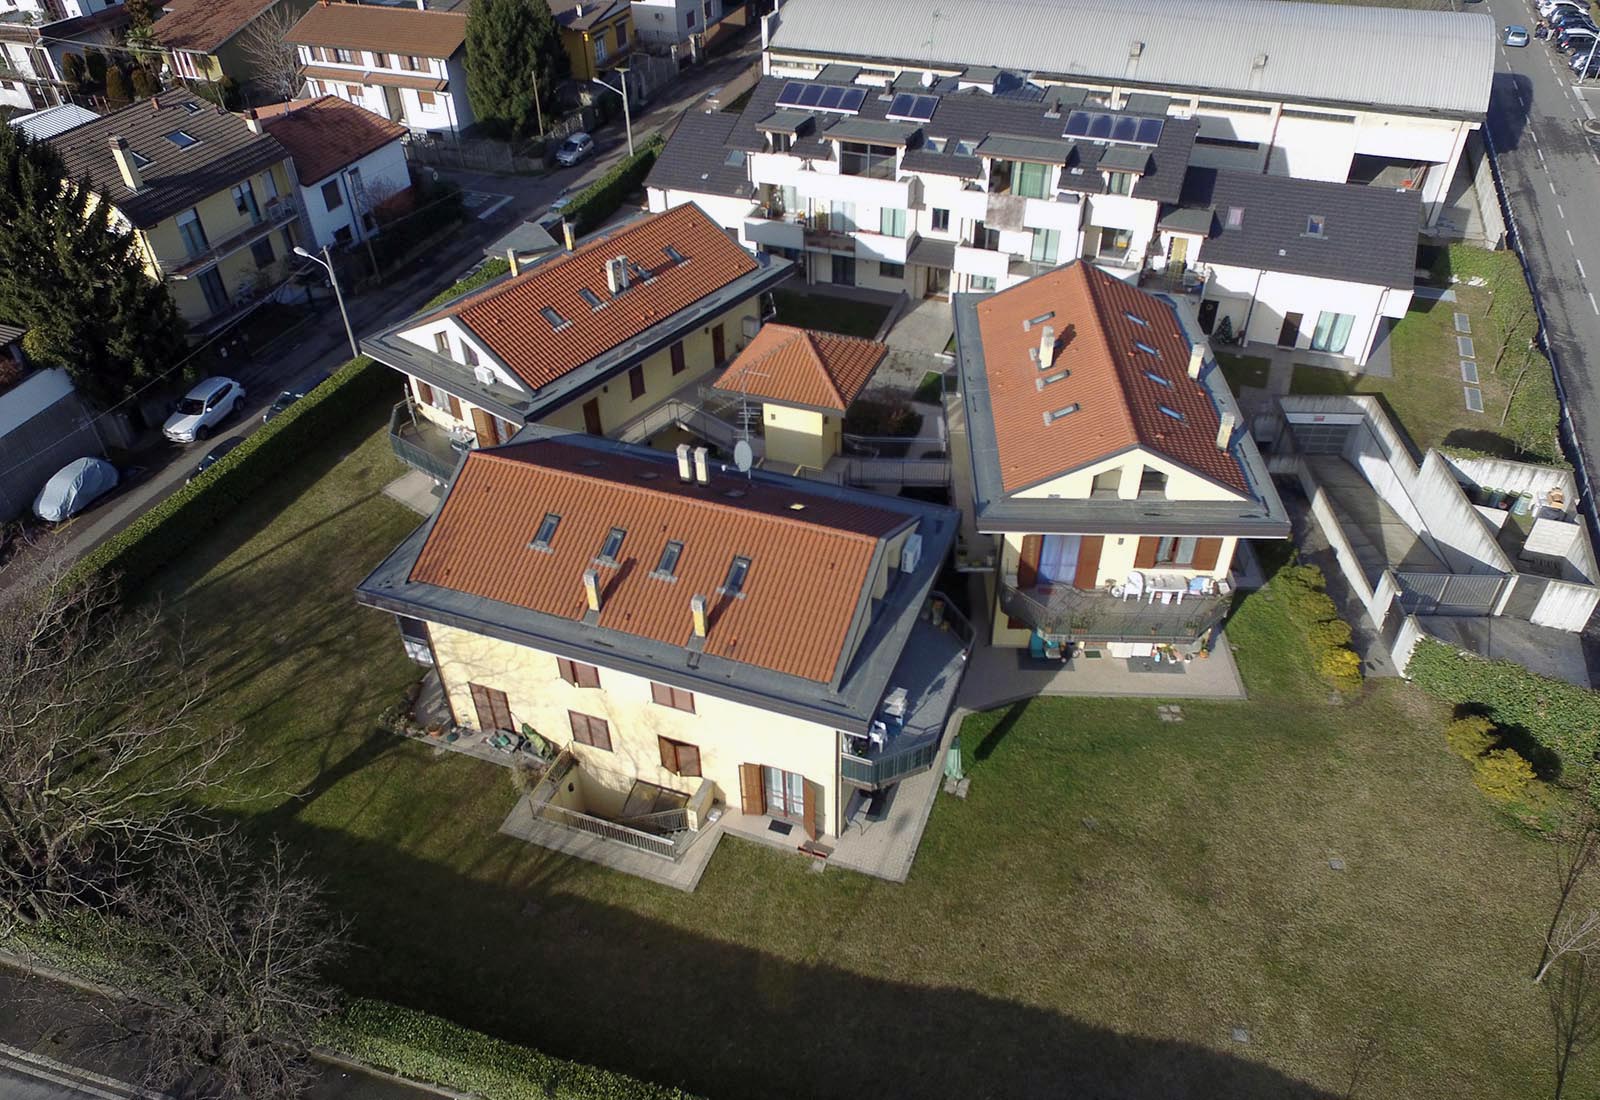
(1191, 537, 1222, 572)
(469, 683, 492, 731)
(471, 406, 496, 448)
(416, 379, 434, 406)
(679, 742, 701, 778)
(1017, 535, 1042, 588)
(658, 735, 676, 771)
(1133, 537, 1159, 569)
(738, 764, 764, 815)
(670, 341, 686, 374)
(557, 657, 575, 685)
(446, 393, 462, 419)
(1073, 535, 1103, 590)
(802, 779, 823, 841)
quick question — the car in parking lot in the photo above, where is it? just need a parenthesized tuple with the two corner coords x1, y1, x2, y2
(1507, 23, 1531, 45)
(1572, 48, 1600, 74)
(1556, 25, 1597, 50)
(262, 372, 330, 423)
(187, 437, 243, 483)
(554, 132, 595, 167)
(32, 456, 119, 522)
(163, 376, 245, 444)
(1550, 8, 1596, 31)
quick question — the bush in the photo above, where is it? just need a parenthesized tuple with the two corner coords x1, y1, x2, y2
(104, 66, 132, 106)
(1269, 559, 1363, 693)
(1319, 648, 1362, 691)
(561, 133, 663, 234)
(60, 52, 84, 90)
(1445, 716, 1498, 761)
(84, 49, 107, 88)
(844, 395, 920, 437)
(422, 257, 510, 310)
(130, 65, 160, 98)
(1473, 748, 1537, 804)
(367, 177, 466, 273)
(318, 999, 700, 1100)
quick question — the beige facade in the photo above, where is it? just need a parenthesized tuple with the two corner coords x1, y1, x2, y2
(1014, 447, 1247, 503)
(761, 401, 840, 470)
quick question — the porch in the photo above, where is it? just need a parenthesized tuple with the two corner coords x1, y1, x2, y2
(389, 400, 469, 483)
(999, 581, 1231, 644)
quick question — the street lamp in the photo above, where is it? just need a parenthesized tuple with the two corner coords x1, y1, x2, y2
(593, 68, 633, 158)
(294, 245, 359, 361)
(1583, 33, 1600, 86)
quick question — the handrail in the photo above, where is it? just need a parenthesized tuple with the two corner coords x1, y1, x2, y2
(531, 800, 678, 859)
(841, 736, 941, 790)
(999, 581, 1227, 643)
(615, 807, 690, 834)
(389, 400, 465, 483)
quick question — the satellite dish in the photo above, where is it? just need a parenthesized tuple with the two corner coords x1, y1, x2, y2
(733, 439, 754, 473)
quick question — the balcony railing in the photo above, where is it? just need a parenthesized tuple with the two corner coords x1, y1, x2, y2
(164, 199, 300, 278)
(1000, 582, 1229, 643)
(389, 400, 468, 483)
(526, 751, 706, 862)
(842, 737, 941, 790)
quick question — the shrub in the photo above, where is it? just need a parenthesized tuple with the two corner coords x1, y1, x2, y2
(1473, 748, 1537, 804)
(422, 257, 510, 310)
(1308, 617, 1352, 651)
(129, 65, 160, 98)
(84, 48, 107, 88)
(1268, 557, 1363, 693)
(104, 66, 132, 106)
(561, 133, 664, 234)
(60, 52, 84, 90)
(1319, 648, 1362, 691)
(1445, 716, 1498, 761)
(844, 396, 921, 437)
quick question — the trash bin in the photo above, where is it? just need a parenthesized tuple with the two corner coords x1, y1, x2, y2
(944, 736, 964, 781)
(1514, 490, 1534, 516)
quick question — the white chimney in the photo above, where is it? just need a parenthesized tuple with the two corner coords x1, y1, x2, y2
(507, 248, 521, 277)
(690, 594, 707, 638)
(1038, 325, 1056, 369)
(1188, 342, 1205, 380)
(582, 568, 601, 612)
(109, 136, 142, 192)
(692, 445, 710, 485)
(606, 255, 630, 294)
(676, 442, 693, 482)
(244, 108, 261, 134)
(1216, 409, 1237, 451)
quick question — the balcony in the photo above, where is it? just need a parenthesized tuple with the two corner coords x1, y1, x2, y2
(954, 243, 1011, 281)
(164, 198, 300, 278)
(985, 191, 1029, 230)
(999, 582, 1230, 644)
(743, 207, 805, 251)
(389, 400, 469, 483)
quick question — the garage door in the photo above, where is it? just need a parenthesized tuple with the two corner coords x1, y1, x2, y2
(1289, 422, 1353, 455)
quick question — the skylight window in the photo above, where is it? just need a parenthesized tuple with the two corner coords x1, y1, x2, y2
(654, 539, 683, 580)
(925, 136, 947, 153)
(1306, 214, 1326, 237)
(954, 139, 976, 156)
(663, 244, 686, 264)
(578, 288, 603, 309)
(129, 150, 152, 169)
(1145, 370, 1172, 386)
(181, 101, 202, 114)
(1124, 311, 1149, 327)
(165, 130, 199, 149)
(1158, 405, 1185, 421)
(1036, 370, 1069, 389)
(722, 555, 751, 596)
(529, 512, 560, 551)
(1134, 341, 1159, 357)
(598, 526, 626, 564)
(1226, 205, 1244, 230)
(724, 150, 746, 167)
(1043, 403, 1079, 425)
(539, 306, 569, 330)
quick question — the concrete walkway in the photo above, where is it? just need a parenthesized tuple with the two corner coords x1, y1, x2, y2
(885, 297, 956, 355)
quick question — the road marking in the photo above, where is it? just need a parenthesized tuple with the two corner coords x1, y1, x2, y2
(1569, 228, 1577, 245)
(1579, 259, 1587, 279)
(1590, 291, 1599, 314)
(0, 1044, 160, 1099)
(1558, 201, 1566, 217)
(1531, 128, 1540, 145)
(1551, 179, 1560, 195)
(1538, 146, 1548, 164)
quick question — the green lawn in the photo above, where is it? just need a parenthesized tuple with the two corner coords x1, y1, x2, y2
(141, 407, 1587, 1099)
(1215, 351, 1271, 394)
(771, 288, 891, 339)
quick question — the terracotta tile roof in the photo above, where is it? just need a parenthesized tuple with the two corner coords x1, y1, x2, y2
(408, 438, 910, 682)
(284, 2, 468, 56)
(299, 63, 447, 91)
(715, 324, 887, 413)
(151, 0, 281, 53)
(254, 95, 404, 185)
(974, 261, 1249, 496)
(446, 204, 759, 391)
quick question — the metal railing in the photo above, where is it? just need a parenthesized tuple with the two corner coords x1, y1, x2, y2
(999, 582, 1228, 643)
(841, 737, 941, 790)
(530, 800, 679, 859)
(524, 751, 702, 861)
(834, 456, 950, 488)
(389, 400, 465, 483)
(616, 807, 691, 835)
(610, 397, 740, 449)
(163, 199, 300, 277)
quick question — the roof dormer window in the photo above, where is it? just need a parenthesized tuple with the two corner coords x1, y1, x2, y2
(529, 512, 560, 551)
(721, 555, 751, 596)
(597, 526, 627, 565)
(1305, 214, 1326, 238)
(165, 130, 199, 149)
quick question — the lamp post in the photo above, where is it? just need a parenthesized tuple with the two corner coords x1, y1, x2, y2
(593, 68, 633, 158)
(1583, 32, 1600, 85)
(294, 245, 358, 360)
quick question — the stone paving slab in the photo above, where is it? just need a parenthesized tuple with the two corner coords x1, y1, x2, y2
(1454, 311, 1472, 333)
(1457, 335, 1475, 358)
(1461, 360, 1479, 383)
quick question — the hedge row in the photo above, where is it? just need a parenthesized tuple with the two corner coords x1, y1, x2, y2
(318, 998, 701, 1100)
(1407, 637, 1600, 772)
(563, 133, 665, 234)
(70, 353, 389, 595)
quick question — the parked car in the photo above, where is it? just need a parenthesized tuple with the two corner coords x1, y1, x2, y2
(163, 376, 245, 444)
(187, 437, 242, 483)
(1506, 23, 1532, 45)
(1572, 49, 1600, 74)
(1556, 26, 1597, 50)
(1549, 9, 1595, 30)
(32, 456, 119, 522)
(262, 372, 330, 423)
(1538, 0, 1587, 18)
(554, 132, 595, 167)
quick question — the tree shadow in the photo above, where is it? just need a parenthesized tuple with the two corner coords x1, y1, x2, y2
(972, 700, 1028, 763)
(1453, 703, 1564, 782)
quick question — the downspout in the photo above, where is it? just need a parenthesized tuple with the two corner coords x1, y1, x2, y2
(1238, 266, 1266, 346)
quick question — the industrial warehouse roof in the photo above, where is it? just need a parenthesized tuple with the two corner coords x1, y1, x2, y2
(715, 324, 888, 413)
(768, 0, 1494, 118)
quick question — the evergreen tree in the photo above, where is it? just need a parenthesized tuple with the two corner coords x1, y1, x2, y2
(0, 125, 187, 409)
(123, 0, 161, 28)
(84, 49, 107, 90)
(105, 66, 132, 106)
(60, 52, 84, 92)
(129, 65, 160, 99)
(465, 0, 568, 138)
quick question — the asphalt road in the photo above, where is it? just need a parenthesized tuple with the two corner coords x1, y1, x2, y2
(1483, 0, 1600, 510)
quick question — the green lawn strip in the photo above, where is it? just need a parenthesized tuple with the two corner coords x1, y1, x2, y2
(771, 288, 890, 338)
(1215, 351, 1271, 393)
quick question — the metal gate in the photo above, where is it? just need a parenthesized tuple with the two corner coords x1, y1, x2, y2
(1394, 572, 1506, 616)
(1288, 421, 1353, 455)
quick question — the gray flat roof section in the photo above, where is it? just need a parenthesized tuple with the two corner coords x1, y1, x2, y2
(755, 109, 816, 134)
(1098, 144, 1153, 173)
(644, 110, 750, 198)
(825, 117, 921, 146)
(974, 133, 1075, 164)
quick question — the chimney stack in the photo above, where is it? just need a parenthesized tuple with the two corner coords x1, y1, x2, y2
(690, 594, 707, 638)
(1038, 325, 1056, 369)
(243, 108, 261, 135)
(506, 248, 521, 277)
(1187, 342, 1205, 380)
(675, 442, 693, 482)
(692, 446, 710, 485)
(562, 220, 575, 252)
(582, 568, 602, 612)
(1216, 409, 1237, 451)
(606, 255, 631, 294)
(108, 136, 142, 192)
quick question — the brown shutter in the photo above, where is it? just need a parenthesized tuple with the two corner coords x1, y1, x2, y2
(416, 379, 434, 406)
(469, 683, 492, 731)
(658, 736, 677, 772)
(446, 393, 462, 419)
(471, 406, 497, 448)
(557, 658, 574, 685)
(1191, 537, 1222, 572)
(739, 764, 764, 815)
(470, 683, 509, 732)
(1134, 537, 1159, 569)
(1016, 535, 1042, 588)
(1073, 535, 1103, 590)
(679, 742, 701, 778)
(803, 779, 823, 841)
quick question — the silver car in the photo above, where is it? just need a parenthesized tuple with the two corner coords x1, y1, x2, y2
(555, 132, 595, 167)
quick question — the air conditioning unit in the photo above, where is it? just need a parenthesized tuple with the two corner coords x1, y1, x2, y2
(741, 315, 760, 338)
(473, 364, 494, 386)
(902, 533, 923, 574)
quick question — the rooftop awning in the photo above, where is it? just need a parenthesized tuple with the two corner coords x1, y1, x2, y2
(974, 133, 1074, 164)
(1098, 144, 1153, 173)
(755, 109, 816, 135)
(825, 117, 920, 147)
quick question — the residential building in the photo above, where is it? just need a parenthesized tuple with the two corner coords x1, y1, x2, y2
(550, 0, 632, 81)
(362, 203, 793, 482)
(631, 0, 721, 49)
(1159, 169, 1422, 368)
(152, 0, 313, 92)
(646, 73, 1197, 298)
(254, 95, 409, 250)
(0, 325, 107, 522)
(0, 2, 128, 111)
(356, 426, 968, 857)
(47, 91, 302, 330)
(760, 0, 1493, 226)
(0, 0, 121, 21)
(285, 1, 472, 136)
(952, 260, 1289, 655)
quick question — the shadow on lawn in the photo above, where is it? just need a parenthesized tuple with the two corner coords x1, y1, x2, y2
(246, 814, 1345, 1100)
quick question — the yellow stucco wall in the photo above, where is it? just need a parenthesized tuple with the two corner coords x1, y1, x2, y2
(427, 622, 845, 836)
(1014, 446, 1245, 502)
(761, 403, 837, 470)
(562, 10, 633, 81)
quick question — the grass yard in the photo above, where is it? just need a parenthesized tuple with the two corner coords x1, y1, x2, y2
(1287, 246, 1562, 464)
(139, 406, 1587, 1099)
(1216, 351, 1272, 393)
(771, 287, 891, 339)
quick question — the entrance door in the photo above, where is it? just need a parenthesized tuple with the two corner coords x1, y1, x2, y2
(1278, 312, 1303, 348)
(831, 253, 856, 286)
(711, 323, 726, 365)
(763, 767, 806, 821)
(581, 397, 602, 435)
(924, 267, 950, 299)
(1198, 299, 1218, 334)
(469, 682, 513, 732)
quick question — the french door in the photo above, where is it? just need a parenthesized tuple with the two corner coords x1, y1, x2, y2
(763, 767, 806, 821)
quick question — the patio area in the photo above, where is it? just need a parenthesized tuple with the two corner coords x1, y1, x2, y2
(961, 631, 1247, 706)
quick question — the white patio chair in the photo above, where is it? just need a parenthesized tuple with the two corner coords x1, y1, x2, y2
(1122, 572, 1146, 602)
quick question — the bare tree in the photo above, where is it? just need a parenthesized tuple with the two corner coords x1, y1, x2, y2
(109, 835, 348, 1100)
(1536, 804, 1600, 982)
(0, 569, 238, 935)
(237, 5, 304, 104)
(1547, 952, 1600, 1100)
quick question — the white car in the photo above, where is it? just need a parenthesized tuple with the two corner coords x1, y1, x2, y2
(555, 132, 595, 167)
(163, 376, 245, 444)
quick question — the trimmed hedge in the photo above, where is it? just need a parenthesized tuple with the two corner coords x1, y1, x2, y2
(1407, 637, 1600, 772)
(70, 354, 389, 594)
(563, 133, 665, 234)
(424, 257, 510, 310)
(318, 998, 701, 1100)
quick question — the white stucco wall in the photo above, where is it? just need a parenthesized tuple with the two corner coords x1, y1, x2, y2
(298, 139, 410, 250)
(1203, 264, 1408, 366)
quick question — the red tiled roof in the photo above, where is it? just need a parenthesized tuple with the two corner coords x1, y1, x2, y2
(284, 2, 468, 57)
(974, 261, 1249, 496)
(446, 204, 760, 392)
(254, 95, 405, 185)
(152, 0, 279, 53)
(408, 439, 910, 682)
(715, 324, 887, 413)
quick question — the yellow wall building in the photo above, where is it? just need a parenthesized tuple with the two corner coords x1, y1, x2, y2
(551, 0, 634, 81)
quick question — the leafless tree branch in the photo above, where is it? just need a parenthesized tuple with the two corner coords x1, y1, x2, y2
(237, 5, 304, 104)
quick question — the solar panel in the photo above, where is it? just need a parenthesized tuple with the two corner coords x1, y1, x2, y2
(1086, 113, 1113, 140)
(1110, 116, 1138, 143)
(818, 85, 844, 110)
(797, 83, 825, 108)
(1064, 109, 1166, 145)
(886, 93, 938, 121)
(888, 92, 915, 118)
(839, 87, 866, 112)
(1135, 117, 1165, 144)
(1062, 110, 1091, 137)
(776, 82, 806, 108)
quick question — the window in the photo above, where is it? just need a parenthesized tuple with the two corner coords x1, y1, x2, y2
(130, 149, 152, 169)
(840, 141, 896, 180)
(925, 136, 946, 153)
(321, 180, 343, 211)
(654, 539, 683, 579)
(433, 331, 450, 356)
(879, 261, 905, 279)
(579, 287, 604, 309)
(231, 180, 259, 221)
(557, 657, 601, 688)
(1097, 227, 1132, 256)
(828, 199, 856, 233)
(1029, 227, 1059, 265)
(1158, 405, 1184, 421)
(1134, 340, 1159, 357)
(1125, 311, 1149, 327)
(463, 342, 479, 367)
(164, 129, 198, 149)
(687, 8, 695, 25)
(652, 684, 697, 715)
(970, 275, 996, 291)
(372, 51, 389, 68)
(402, 55, 424, 71)
(670, 340, 686, 374)
(879, 207, 907, 238)
(598, 526, 627, 563)
(1305, 214, 1326, 237)
(418, 91, 437, 110)
(614, 22, 627, 49)
(722, 555, 750, 596)
(594, 35, 608, 64)
(346, 83, 362, 99)
(1144, 370, 1171, 387)
(333, 47, 353, 63)
(658, 735, 701, 775)
(1091, 468, 1121, 495)
(531, 511, 560, 550)
(1155, 536, 1199, 565)
(249, 236, 274, 268)
(176, 208, 208, 257)
(931, 207, 950, 232)
(1043, 403, 1078, 424)
(540, 306, 568, 330)
(196, 267, 229, 314)
(1013, 160, 1051, 199)
(568, 710, 612, 751)
(1225, 205, 1244, 230)
(470, 684, 514, 732)
(628, 364, 646, 399)
(1311, 311, 1355, 354)
(1139, 467, 1168, 496)
(1105, 170, 1134, 196)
